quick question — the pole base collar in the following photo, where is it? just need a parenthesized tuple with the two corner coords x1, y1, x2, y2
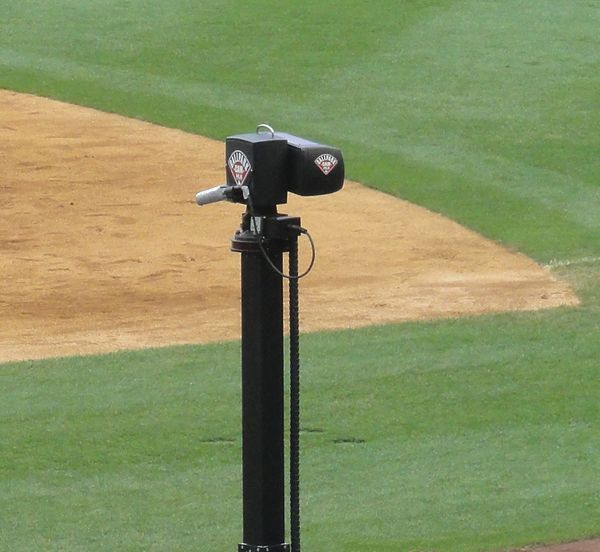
(238, 544, 290, 552)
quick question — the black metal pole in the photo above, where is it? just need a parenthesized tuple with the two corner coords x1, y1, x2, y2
(232, 218, 290, 552)
(196, 126, 342, 552)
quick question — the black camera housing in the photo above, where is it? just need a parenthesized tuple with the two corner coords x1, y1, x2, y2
(225, 130, 344, 208)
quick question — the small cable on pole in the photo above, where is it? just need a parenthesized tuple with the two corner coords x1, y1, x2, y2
(247, 192, 316, 281)
(288, 232, 301, 552)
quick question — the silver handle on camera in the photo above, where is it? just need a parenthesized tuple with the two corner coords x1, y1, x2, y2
(195, 184, 250, 206)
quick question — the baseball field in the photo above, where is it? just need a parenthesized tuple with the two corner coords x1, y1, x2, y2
(1, 1, 599, 551)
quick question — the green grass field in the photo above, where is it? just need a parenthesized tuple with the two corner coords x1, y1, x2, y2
(1, 1, 599, 550)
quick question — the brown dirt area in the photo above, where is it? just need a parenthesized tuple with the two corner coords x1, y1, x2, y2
(512, 540, 600, 552)
(0, 91, 595, 552)
(0, 89, 579, 363)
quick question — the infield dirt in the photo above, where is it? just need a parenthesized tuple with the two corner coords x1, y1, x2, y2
(0, 89, 579, 362)
(512, 540, 600, 552)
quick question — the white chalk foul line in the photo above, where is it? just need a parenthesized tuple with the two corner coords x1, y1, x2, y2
(545, 256, 600, 268)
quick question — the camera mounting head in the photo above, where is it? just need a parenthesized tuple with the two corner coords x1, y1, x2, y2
(196, 125, 344, 209)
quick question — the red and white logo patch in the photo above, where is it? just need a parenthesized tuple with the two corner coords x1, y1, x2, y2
(228, 150, 252, 186)
(314, 153, 338, 176)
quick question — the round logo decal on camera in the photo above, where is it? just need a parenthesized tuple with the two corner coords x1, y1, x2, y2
(228, 150, 252, 186)
(314, 153, 338, 176)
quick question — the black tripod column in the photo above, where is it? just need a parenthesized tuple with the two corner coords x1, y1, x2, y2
(195, 124, 343, 552)
(232, 221, 290, 552)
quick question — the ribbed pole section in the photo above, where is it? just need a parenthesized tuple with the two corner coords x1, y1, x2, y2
(288, 235, 301, 552)
(237, 237, 286, 549)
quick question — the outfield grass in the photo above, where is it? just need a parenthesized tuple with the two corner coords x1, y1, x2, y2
(2, 300, 600, 551)
(1, 0, 599, 550)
